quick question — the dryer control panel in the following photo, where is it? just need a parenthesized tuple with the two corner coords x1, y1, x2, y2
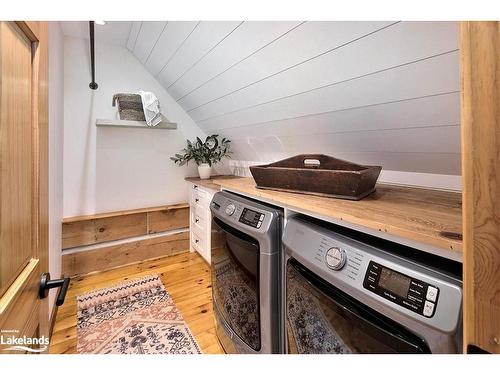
(363, 261, 439, 318)
(239, 208, 265, 228)
(282, 216, 462, 336)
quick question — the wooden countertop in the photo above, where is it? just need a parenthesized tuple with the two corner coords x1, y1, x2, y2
(213, 177, 463, 261)
(185, 175, 242, 191)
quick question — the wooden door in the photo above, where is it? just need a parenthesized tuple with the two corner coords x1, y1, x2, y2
(461, 21, 500, 354)
(0, 21, 49, 353)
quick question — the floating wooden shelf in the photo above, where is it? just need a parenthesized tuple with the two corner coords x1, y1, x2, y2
(96, 118, 177, 129)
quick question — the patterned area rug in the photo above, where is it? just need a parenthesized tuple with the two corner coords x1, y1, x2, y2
(77, 274, 201, 354)
(286, 265, 351, 354)
(213, 256, 260, 350)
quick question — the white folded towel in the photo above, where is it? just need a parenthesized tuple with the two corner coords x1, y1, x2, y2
(137, 91, 162, 126)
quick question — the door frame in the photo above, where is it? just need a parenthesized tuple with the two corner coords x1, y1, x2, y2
(460, 21, 500, 354)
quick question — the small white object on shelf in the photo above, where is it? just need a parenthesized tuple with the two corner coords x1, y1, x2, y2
(96, 118, 177, 129)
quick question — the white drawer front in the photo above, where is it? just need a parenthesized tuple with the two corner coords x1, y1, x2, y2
(191, 211, 206, 236)
(193, 200, 211, 221)
(192, 186, 207, 201)
(191, 184, 216, 205)
(191, 231, 205, 253)
(193, 195, 210, 210)
(192, 222, 207, 240)
(188, 182, 216, 265)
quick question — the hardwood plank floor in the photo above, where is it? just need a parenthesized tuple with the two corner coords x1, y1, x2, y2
(49, 251, 224, 354)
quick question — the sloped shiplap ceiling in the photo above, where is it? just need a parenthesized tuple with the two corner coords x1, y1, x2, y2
(126, 21, 459, 175)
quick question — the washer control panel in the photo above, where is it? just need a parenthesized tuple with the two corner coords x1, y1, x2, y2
(363, 261, 439, 318)
(239, 207, 265, 228)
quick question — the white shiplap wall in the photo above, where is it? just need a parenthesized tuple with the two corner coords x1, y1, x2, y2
(126, 21, 460, 178)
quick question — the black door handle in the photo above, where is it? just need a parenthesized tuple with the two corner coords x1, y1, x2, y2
(39, 273, 70, 306)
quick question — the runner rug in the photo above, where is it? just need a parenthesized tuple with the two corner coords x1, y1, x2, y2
(77, 274, 201, 354)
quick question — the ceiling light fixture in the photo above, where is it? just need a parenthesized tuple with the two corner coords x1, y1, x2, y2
(95, 20, 106, 25)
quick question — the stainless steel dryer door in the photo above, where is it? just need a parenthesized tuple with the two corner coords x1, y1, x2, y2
(211, 217, 261, 351)
(286, 259, 431, 354)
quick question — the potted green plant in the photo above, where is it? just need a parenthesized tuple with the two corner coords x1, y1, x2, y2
(170, 135, 231, 179)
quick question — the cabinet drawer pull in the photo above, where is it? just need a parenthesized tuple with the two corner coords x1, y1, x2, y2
(195, 198, 199, 202)
(193, 185, 198, 189)
(195, 239, 199, 243)
(195, 218, 199, 223)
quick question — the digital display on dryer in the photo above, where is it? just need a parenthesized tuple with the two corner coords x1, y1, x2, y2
(363, 261, 439, 318)
(243, 209, 260, 222)
(378, 267, 411, 298)
(239, 208, 264, 228)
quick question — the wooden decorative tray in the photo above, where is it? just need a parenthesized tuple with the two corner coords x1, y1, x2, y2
(249, 154, 382, 200)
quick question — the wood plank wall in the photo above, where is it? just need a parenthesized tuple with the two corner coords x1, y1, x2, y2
(61, 204, 190, 276)
(62, 203, 189, 249)
(461, 21, 500, 354)
(62, 232, 190, 277)
(128, 21, 460, 175)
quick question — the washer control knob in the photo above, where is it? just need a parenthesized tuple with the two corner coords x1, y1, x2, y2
(325, 247, 347, 270)
(225, 203, 236, 216)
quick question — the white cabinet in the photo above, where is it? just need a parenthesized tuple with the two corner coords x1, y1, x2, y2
(188, 182, 217, 264)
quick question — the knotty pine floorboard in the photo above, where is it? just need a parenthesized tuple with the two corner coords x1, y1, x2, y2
(49, 251, 224, 354)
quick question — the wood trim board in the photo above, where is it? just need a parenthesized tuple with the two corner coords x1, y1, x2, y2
(62, 204, 189, 249)
(62, 231, 190, 276)
(460, 21, 500, 354)
(62, 203, 189, 223)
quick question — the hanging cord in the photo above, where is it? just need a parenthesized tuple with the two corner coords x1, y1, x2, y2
(89, 21, 98, 90)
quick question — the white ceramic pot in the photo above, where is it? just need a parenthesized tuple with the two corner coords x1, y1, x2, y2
(197, 163, 212, 180)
